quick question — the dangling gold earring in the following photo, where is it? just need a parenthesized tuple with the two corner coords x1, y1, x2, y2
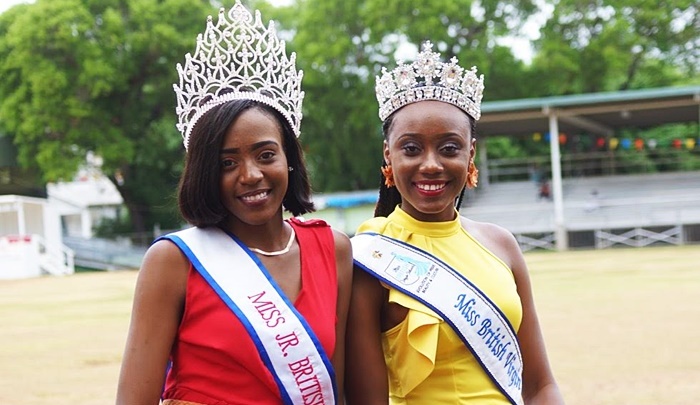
(466, 160, 479, 189)
(381, 164, 395, 188)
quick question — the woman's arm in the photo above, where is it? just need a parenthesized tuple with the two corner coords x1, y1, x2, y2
(344, 265, 389, 405)
(116, 240, 189, 405)
(464, 218, 564, 404)
(331, 230, 353, 405)
(501, 230, 565, 405)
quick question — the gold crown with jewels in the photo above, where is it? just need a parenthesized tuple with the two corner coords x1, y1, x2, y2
(173, 0, 304, 149)
(375, 41, 485, 121)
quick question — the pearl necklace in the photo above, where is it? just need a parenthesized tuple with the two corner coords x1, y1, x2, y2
(248, 228, 296, 256)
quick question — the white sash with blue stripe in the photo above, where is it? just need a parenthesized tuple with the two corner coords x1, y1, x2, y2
(161, 226, 336, 405)
(351, 232, 523, 405)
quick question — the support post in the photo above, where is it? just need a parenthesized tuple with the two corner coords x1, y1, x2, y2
(478, 140, 490, 188)
(548, 112, 568, 250)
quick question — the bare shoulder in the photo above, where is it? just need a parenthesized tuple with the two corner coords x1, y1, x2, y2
(331, 228, 352, 260)
(136, 239, 190, 294)
(141, 238, 189, 270)
(460, 216, 522, 270)
(461, 216, 519, 249)
(331, 227, 351, 243)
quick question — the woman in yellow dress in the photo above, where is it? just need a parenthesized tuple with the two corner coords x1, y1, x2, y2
(345, 41, 565, 405)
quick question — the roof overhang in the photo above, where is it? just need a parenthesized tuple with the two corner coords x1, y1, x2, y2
(478, 85, 700, 137)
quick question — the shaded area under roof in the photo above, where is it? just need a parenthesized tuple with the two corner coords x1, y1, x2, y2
(478, 85, 700, 137)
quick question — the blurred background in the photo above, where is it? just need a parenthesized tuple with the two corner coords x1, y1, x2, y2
(0, 0, 698, 273)
(1, 2, 699, 404)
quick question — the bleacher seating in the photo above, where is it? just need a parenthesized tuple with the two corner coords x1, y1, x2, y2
(461, 171, 700, 250)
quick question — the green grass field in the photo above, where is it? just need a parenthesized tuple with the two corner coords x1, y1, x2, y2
(1, 244, 699, 405)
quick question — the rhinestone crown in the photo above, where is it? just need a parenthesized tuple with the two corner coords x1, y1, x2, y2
(174, 0, 304, 149)
(375, 41, 485, 121)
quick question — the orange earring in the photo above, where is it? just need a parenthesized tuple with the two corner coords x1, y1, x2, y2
(381, 164, 395, 188)
(466, 161, 479, 189)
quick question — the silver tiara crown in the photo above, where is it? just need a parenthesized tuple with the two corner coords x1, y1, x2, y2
(375, 41, 485, 121)
(174, 0, 304, 149)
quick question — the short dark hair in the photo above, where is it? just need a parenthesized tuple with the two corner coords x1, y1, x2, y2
(374, 108, 477, 217)
(178, 99, 315, 227)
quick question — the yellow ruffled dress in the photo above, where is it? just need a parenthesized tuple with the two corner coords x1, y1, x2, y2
(356, 207, 523, 404)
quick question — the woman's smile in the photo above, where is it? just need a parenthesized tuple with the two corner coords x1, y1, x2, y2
(239, 189, 271, 204)
(414, 181, 448, 195)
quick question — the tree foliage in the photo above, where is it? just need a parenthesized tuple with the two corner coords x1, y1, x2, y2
(0, 0, 698, 237)
(530, 0, 699, 95)
(265, 0, 538, 191)
(0, 0, 216, 233)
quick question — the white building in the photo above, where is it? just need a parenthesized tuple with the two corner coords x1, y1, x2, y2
(0, 174, 124, 279)
(47, 175, 124, 239)
(0, 194, 74, 279)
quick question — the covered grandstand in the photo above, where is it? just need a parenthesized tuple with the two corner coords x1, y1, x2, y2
(461, 171, 700, 251)
(473, 85, 700, 250)
(314, 85, 700, 251)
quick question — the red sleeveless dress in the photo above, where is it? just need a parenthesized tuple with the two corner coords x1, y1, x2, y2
(162, 218, 338, 404)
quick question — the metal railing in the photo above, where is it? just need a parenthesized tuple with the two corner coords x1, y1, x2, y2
(62, 236, 146, 270)
(485, 150, 699, 183)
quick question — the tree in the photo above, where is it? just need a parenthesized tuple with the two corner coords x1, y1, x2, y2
(264, 0, 537, 191)
(0, 0, 216, 235)
(530, 0, 699, 95)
